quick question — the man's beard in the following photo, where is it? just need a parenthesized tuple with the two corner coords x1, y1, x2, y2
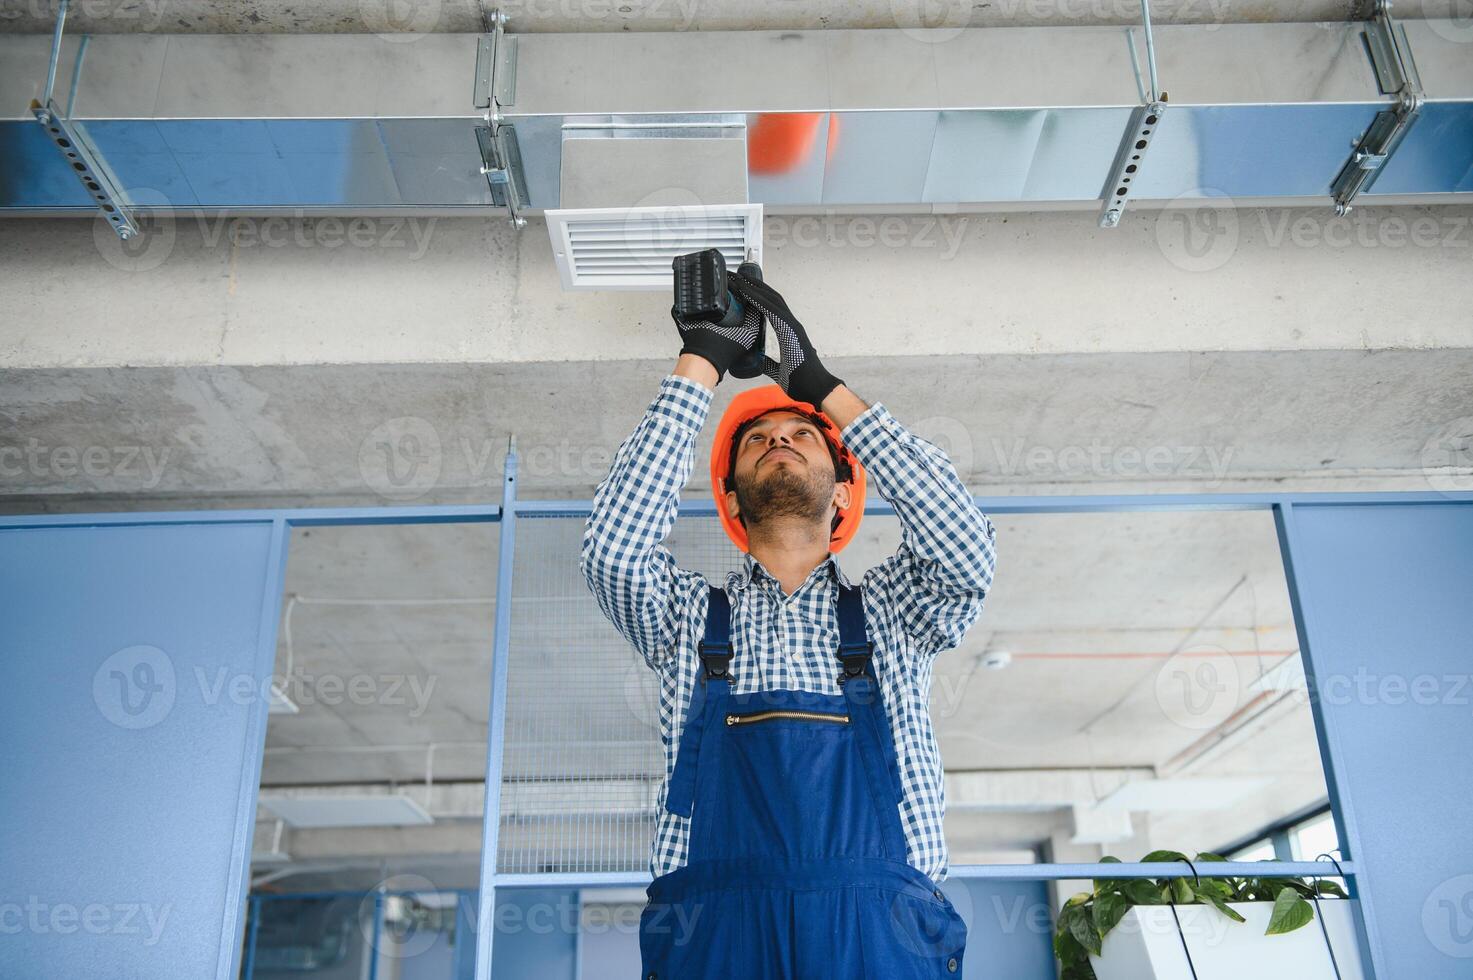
(732, 460, 834, 529)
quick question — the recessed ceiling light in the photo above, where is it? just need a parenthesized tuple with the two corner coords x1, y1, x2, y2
(259, 794, 434, 829)
(1100, 778, 1267, 812)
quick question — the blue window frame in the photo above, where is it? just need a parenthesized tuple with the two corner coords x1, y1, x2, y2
(5, 458, 1471, 980)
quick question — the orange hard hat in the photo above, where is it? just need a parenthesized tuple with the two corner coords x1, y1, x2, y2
(710, 384, 866, 554)
(748, 112, 843, 175)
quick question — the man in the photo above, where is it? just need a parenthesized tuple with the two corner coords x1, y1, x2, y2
(581, 265, 997, 978)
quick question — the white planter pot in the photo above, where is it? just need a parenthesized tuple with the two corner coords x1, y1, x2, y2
(1089, 901, 1365, 980)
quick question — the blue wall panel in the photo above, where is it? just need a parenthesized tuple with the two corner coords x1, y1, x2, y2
(1281, 502, 1473, 979)
(489, 888, 579, 980)
(949, 878, 1057, 979)
(0, 522, 280, 980)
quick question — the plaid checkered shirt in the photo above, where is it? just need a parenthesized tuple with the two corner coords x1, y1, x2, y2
(581, 374, 997, 884)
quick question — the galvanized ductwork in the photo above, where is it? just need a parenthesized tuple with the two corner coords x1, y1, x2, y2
(2, 14, 1470, 225)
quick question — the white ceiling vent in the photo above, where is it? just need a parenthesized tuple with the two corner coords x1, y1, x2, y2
(259, 793, 434, 829)
(546, 204, 762, 292)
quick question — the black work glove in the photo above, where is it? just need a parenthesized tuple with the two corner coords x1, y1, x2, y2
(671, 292, 764, 384)
(727, 273, 844, 410)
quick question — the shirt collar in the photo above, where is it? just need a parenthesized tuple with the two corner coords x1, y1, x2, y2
(734, 551, 853, 594)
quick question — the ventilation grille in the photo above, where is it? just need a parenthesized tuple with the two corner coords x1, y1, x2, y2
(546, 204, 762, 291)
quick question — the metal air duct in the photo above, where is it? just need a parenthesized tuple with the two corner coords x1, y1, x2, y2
(2, 18, 1470, 222)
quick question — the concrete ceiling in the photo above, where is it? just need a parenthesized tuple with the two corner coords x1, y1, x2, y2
(2, 346, 1470, 511)
(0, 0, 1396, 35)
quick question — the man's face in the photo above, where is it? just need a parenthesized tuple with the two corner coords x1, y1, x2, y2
(726, 411, 850, 531)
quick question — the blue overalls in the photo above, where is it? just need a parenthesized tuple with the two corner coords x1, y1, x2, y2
(639, 583, 968, 978)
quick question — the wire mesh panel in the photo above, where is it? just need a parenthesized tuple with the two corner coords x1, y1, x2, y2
(495, 508, 743, 875)
(495, 501, 1335, 879)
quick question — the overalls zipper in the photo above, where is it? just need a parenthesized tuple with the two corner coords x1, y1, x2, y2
(725, 710, 851, 726)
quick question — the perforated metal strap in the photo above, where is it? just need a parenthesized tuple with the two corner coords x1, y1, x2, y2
(835, 583, 873, 682)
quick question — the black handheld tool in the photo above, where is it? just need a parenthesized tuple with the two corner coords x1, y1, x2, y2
(672, 248, 767, 378)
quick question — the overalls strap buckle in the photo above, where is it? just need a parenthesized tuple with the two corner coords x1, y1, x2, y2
(664, 585, 734, 818)
(835, 584, 874, 684)
(698, 585, 734, 683)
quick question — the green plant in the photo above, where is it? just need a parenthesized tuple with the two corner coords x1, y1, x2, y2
(1053, 850, 1349, 980)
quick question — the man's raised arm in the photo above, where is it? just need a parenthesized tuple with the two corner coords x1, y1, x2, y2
(723, 270, 998, 663)
(580, 357, 719, 673)
(839, 393, 997, 661)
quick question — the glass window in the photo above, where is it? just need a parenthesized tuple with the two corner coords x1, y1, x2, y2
(1291, 811, 1342, 862)
(1225, 839, 1277, 862)
(933, 510, 1333, 866)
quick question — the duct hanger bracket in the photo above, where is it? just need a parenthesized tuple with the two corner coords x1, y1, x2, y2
(33, 0, 138, 240)
(474, 7, 517, 112)
(1099, 99, 1167, 229)
(1330, 0, 1423, 216)
(475, 7, 527, 228)
(1099, 0, 1166, 229)
(33, 99, 139, 240)
(477, 123, 529, 229)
